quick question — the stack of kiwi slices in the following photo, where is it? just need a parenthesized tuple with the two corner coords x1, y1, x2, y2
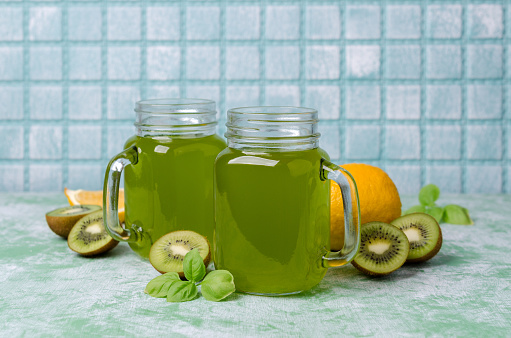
(149, 230, 211, 278)
(352, 213, 442, 276)
(46, 206, 118, 256)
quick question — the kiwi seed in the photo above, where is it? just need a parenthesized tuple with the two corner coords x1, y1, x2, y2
(46, 205, 102, 238)
(352, 222, 410, 276)
(67, 210, 118, 256)
(149, 230, 210, 277)
(390, 213, 442, 263)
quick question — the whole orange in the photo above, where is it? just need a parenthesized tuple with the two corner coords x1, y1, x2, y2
(330, 163, 402, 251)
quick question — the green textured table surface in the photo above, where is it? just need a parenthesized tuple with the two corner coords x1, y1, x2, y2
(1, 194, 510, 336)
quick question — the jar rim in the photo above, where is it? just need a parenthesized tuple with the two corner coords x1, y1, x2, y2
(136, 98, 214, 107)
(228, 106, 317, 116)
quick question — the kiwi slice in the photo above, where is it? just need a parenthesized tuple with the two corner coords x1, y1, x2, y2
(67, 210, 118, 256)
(149, 230, 210, 277)
(46, 205, 102, 238)
(391, 213, 442, 263)
(352, 222, 410, 276)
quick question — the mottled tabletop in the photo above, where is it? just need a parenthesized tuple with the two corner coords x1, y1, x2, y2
(1, 193, 510, 337)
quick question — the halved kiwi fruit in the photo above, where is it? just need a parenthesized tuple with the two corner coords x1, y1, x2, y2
(46, 205, 102, 238)
(149, 230, 210, 277)
(67, 210, 118, 256)
(391, 213, 442, 263)
(352, 222, 410, 276)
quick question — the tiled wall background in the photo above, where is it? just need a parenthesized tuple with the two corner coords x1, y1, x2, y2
(0, 1, 509, 194)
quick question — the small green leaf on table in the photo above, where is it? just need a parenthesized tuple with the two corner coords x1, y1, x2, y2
(145, 272, 181, 298)
(419, 184, 440, 207)
(201, 270, 236, 302)
(167, 281, 198, 302)
(183, 249, 206, 283)
(425, 206, 445, 223)
(443, 204, 473, 225)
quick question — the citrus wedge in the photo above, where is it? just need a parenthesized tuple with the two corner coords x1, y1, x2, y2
(64, 188, 125, 223)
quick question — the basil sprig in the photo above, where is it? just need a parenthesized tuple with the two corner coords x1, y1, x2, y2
(404, 184, 473, 225)
(145, 249, 235, 303)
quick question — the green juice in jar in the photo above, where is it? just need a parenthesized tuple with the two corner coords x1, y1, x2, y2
(214, 147, 331, 294)
(123, 134, 226, 258)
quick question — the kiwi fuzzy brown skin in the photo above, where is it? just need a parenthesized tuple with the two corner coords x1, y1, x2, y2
(149, 231, 211, 278)
(67, 210, 119, 257)
(351, 222, 410, 277)
(46, 205, 102, 238)
(391, 213, 443, 263)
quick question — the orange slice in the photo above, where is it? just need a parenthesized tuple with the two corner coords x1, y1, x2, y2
(64, 188, 125, 223)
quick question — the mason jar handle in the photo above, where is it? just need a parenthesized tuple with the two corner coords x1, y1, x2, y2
(103, 146, 139, 242)
(321, 159, 361, 268)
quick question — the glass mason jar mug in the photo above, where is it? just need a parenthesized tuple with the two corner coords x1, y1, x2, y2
(214, 107, 361, 295)
(104, 99, 226, 258)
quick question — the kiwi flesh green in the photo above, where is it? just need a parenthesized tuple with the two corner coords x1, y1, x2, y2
(352, 222, 410, 276)
(149, 230, 211, 277)
(46, 205, 102, 238)
(390, 213, 442, 263)
(67, 210, 118, 256)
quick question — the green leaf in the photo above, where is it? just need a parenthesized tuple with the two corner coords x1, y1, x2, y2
(201, 270, 236, 302)
(443, 204, 473, 225)
(425, 206, 444, 223)
(144, 272, 181, 298)
(419, 184, 441, 207)
(166, 281, 198, 302)
(403, 205, 426, 215)
(183, 249, 206, 283)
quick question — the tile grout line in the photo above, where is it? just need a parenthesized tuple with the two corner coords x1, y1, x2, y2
(140, 1, 147, 101)
(420, 1, 426, 189)
(502, 1, 508, 193)
(260, 0, 266, 106)
(461, 1, 468, 193)
(380, 1, 387, 173)
(299, 0, 305, 109)
(339, 0, 345, 164)
(62, 1, 68, 190)
(219, 0, 226, 122)
(22, 0, 29, 191)
(100, 0, 108, 165)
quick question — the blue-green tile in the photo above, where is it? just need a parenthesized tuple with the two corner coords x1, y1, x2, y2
(147, 6, 180, 41)
(345, 5, 380, 40)
(386, 5, 421, 39)
(107, 7, 140, 41)
(306, 46, 340, 80)
(147, 46, 180, 80)
(266, 6, 299, 40)
(345, 125, 380, 160)
(426, 5, 462, 39)
(426, 166, 462, 193)
(306, 6, 340, 40)
(186, 6, 220, 41)
(305, 86, 340, 120)
(226, 6, 260, 40)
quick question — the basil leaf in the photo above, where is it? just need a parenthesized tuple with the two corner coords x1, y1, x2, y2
(425, 206, 444, 223)
(201, 270, 235, 302)
(419, 184, 441, 207)
(144, 272, 181, 298)
(443, 204, 473, 225)
(183, 249, 206, 283)
(403, 205, 426, 215)
(167, 281, 198, 302)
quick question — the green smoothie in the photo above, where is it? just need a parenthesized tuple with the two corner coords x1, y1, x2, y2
(124, 134, 226, 258)
(214, 147, 330, 294)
